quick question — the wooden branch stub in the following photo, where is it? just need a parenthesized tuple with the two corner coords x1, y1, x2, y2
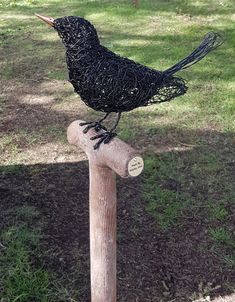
(67, 120, 144, 178)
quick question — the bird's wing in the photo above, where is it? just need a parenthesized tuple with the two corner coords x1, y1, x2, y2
(83, 54, 161, 112)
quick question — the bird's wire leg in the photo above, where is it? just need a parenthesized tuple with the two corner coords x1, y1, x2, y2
(90, 112, 121, 150)
(79, 112, 110, 134)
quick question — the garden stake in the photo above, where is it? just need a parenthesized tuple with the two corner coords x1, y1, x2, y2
(67, 120, 144, 302)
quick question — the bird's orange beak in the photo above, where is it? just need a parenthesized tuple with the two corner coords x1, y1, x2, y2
(35, 14, 55, 27)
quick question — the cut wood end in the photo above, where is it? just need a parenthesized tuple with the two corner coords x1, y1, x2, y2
(67, 120, 144, 178)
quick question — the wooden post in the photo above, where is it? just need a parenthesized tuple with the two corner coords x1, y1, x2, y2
(67, 120, 144, 302)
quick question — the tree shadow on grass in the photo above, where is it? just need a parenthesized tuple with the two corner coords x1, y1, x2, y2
(0, 124, 234, 302)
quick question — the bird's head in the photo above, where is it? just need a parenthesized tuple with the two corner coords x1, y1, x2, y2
(36, 14, 100, 50)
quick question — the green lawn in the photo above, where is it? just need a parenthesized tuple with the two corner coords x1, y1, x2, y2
(0, 0, 234, 301)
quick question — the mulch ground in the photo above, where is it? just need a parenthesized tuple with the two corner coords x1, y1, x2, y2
(0, 162, 234, 302)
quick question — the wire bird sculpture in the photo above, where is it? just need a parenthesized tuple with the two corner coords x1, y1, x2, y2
(36, 14, 224, 149)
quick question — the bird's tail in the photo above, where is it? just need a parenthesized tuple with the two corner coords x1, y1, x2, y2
(163, 32, 224, 76)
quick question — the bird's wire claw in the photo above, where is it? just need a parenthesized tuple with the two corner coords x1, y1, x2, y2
(90, 131, 117, 150)
(79, 121, 107, 134)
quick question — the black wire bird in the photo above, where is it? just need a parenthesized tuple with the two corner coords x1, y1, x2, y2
(36, 14, 223, 149)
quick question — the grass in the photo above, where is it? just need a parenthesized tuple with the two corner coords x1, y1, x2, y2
(1, 226, 52, 302)
(209, 227, 235, 267)
(1, 0, 235, 301)
(209, 227, 235, 247)
(143, 153, 190, 229)
(1, 205, 78, 302)
(145, 187, 189, 229)
(208, 202, 229, 222)
(142, 143, 234, 266)
(0, 163, 24, 175)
